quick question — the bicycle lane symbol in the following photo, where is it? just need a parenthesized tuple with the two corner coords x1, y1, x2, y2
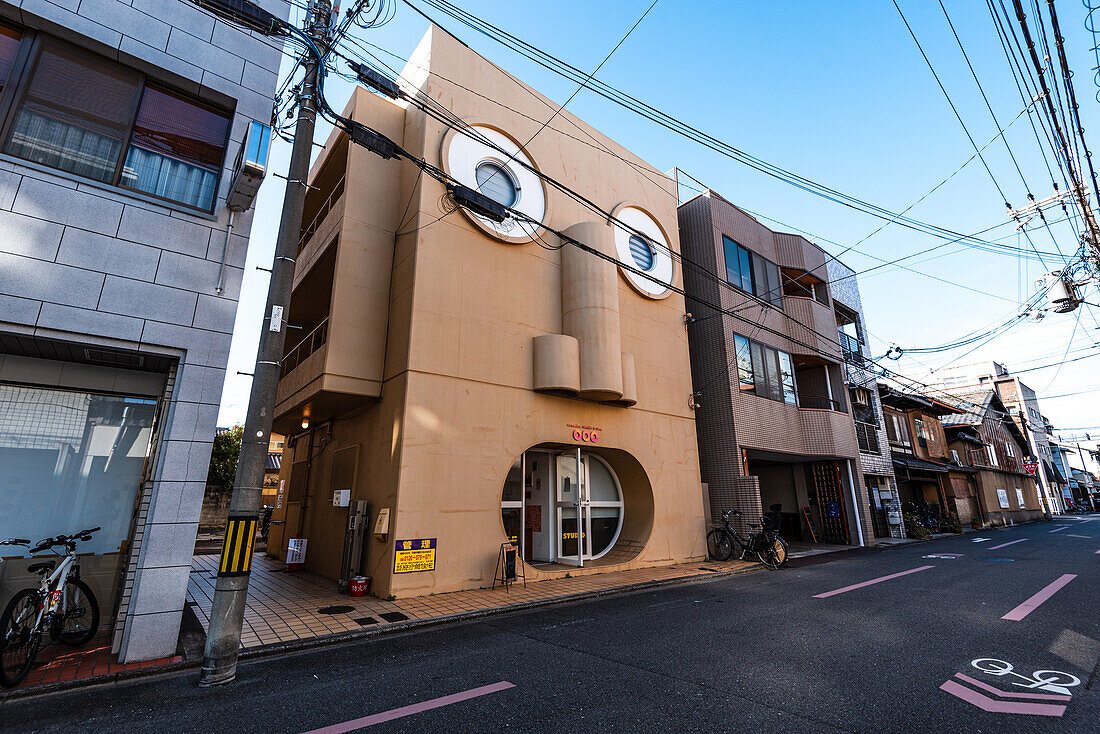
(939, 658, 1082, 717)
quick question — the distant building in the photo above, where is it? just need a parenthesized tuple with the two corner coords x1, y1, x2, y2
(930, 361, 1062, 514)
(941, 390, 1044, 525)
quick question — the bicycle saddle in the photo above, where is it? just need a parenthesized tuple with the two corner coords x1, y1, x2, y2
(27, 561, 55, 575)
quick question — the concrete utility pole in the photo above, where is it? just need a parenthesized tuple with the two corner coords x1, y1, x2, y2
(200, 0, 332, 687)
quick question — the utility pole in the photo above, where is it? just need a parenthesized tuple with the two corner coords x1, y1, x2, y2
(199, 0, 332, 687)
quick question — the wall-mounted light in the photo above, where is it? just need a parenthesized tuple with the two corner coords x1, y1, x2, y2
(301, 417, 310, 429)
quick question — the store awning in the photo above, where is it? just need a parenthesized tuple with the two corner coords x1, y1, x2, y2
(892, 456, 949, 474)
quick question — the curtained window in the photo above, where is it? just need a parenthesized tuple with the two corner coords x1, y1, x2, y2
(121, 86, 229, 210)
(1, 36, 230, 211)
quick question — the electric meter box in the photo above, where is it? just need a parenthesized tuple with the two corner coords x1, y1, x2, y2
(226, 120, 271, 212)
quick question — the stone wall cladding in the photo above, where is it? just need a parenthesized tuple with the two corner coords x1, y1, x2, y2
(0, 0, 290, 662)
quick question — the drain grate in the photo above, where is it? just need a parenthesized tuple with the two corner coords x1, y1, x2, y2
(318, 605, 356, 615)
(380, 611, 409, 623)
(354, 616, 378, 626)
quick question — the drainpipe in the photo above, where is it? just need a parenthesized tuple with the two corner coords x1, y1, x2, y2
(215, 211, 235, 295)
(845, 460, 866, 546)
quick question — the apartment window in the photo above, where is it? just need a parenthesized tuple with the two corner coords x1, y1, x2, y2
(850, 387, 879, 454)
(0, 32, 230, 211)
(722, 236, 782, 308)
(914, 417, 929, 449)
(0, 24, 20, 93)
(885, 410, 911, 451)
(733, 334, 796, 405)
(121, 85, 229, 209)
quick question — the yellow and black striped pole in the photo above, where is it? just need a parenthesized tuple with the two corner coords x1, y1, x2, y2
(218, 515, 258, 577)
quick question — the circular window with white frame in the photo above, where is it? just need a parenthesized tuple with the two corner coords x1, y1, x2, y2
(612, 206, 674, 298)
(443, 125, 546, 242)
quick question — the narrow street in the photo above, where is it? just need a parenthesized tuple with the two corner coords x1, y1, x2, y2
(6, 517, 1097, 733)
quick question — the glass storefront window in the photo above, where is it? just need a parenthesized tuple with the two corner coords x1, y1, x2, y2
(0, 385, 157, 557)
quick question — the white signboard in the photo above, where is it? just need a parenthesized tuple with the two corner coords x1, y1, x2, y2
(286, 538, 307, 565)
(276, 479, 285, 509)
(333, 489, 350, 507)
(1015, 488, 1026, 508)
(997, 489, 1010, 509)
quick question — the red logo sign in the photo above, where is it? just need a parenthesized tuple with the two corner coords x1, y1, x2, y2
(567, 423, 601, 444)
(1023, 461, 1038, 475)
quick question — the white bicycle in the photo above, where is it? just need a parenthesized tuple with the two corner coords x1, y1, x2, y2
(0, 528, 101, 687)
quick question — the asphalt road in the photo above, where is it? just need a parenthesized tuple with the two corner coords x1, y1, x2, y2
(5, 515, 1098, 733)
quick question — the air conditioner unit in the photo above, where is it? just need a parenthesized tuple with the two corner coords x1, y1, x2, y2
(226, 120, 271, 212)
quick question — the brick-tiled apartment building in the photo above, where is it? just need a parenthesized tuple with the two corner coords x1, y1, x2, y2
(0, 0, 288, 661)
(679, 191, 874, 547)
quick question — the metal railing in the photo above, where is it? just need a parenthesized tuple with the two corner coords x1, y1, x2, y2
(297, 176, 345, 254)
(838, 331, 864, 364)
(280, 317, 329, 378)
(798, 394, 844, 411)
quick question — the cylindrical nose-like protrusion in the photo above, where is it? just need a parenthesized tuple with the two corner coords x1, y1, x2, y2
(561, 221, 623, 401)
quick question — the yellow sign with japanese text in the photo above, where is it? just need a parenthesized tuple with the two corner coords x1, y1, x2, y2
(394, 538, 437, 573)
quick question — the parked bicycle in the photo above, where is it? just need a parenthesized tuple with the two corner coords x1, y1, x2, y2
(707, 510, 788, 569)
(0, 527, 101, 687)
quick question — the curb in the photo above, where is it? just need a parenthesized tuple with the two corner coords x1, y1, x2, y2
(0, 562, 763, 701)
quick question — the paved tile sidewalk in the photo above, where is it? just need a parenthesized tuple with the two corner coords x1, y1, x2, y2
(6, 628, 182, 694)
(186, 553, 756, 650)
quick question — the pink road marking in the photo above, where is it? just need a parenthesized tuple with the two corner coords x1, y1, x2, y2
(301, 681, 515, 734)
(1002, 574, 1077, 621)
(813, 565, 934, 598)
(988, 538, 1028, 550)
(940, 680, 1066, 716)
(1049, 526, 1069, 533)
(953, 673, 1072, 701)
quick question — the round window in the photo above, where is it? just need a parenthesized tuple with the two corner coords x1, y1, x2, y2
(613, 206, 674, 298)
(475, 161, 518, 207)
(444, 125, 546, 242)
(628, 234, 654, 271)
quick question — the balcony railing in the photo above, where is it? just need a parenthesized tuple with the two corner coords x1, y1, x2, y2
(298, 176, 345, 254)
(838, 331, 864, 365)
(799, 394, 845, 412)
(281, 317, 329, 378)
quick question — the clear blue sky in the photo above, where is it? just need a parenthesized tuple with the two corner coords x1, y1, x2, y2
(219, 0, 1100, 461)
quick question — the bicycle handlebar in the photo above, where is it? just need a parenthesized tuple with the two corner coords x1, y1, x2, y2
(28, 527, 100, 553)
(0, 538, 31, 546)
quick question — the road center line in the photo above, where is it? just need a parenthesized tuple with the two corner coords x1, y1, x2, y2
(987, 538, 1028, 550)
(301, 681, 515, 733)
(813, 565, 934, 599)
(1049, 526, 1070, 533)
(1002, 574, 1077, 621)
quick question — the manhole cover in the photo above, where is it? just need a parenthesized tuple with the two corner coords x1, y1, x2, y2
(380, 611, 409, 623)
(318, 605, 356, 615)
(354, 616, 378, 626)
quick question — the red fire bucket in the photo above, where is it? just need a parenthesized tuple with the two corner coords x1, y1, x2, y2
(349, 576, 370, 597)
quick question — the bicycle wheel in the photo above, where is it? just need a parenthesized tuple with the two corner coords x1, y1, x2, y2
(706, 529, 735, 561)
(57, 578, 99, 646)
(0, 589, 42, 687)
(757, 536, 789, 570)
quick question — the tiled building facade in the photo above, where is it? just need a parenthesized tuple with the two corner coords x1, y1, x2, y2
(0, 0, 288, 661)
(680, 192, 873, 547)
(827, 259, 902, 539)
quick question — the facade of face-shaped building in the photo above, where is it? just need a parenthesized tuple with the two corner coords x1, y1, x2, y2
(267, 27, 707, 598)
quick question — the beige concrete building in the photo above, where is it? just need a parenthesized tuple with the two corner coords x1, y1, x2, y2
(266, 28, 707, 599)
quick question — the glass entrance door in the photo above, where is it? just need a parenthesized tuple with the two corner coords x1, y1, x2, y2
(556, 449, 588, 567)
